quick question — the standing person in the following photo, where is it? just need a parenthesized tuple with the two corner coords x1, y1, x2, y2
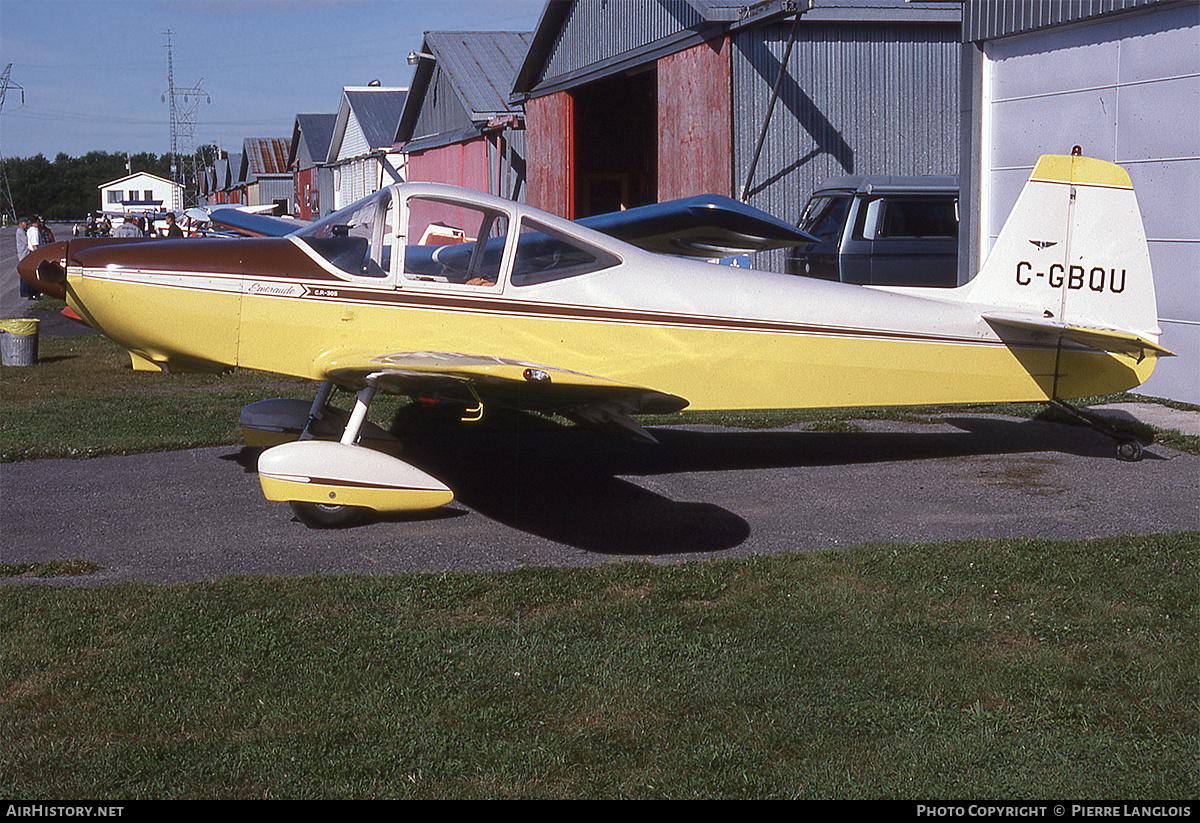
(26, 215, 41, 253)
(25, 217, 44, 299)
(14, 216, 33, 298)
(162, 212, 183, 238)
(112, 214, 141, 237)
(33, 216, 53, 245)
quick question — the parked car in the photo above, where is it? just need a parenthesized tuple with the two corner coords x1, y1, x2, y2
(785, 175, 959, 287)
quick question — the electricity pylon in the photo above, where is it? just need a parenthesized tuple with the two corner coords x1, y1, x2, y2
(0, 63, 25, 222)
(161, 31, 209, 210)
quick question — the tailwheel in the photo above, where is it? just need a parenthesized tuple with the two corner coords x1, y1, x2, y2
(290, 501, 366, 529)
(1052, 400, 1147, 462)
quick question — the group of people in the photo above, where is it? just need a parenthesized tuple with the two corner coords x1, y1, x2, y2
(100, 212, 185, 239)
(80, 213, 113, 237)
(14, 215, 53, 300)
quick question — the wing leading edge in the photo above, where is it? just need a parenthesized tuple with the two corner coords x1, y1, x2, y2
(577, 195, 816, 258)
(208, 208, 310, 237)
(315, 350, 689, 443)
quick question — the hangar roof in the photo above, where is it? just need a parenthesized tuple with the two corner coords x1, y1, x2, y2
(327, 86, 408, 163)
(397, 30, 532, 149)
(241, 137, 291, 181)
(511, 0, 960, 100)
(289, 113, 337, 170)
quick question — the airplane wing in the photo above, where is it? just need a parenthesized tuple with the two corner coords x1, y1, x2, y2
(208, 208, 310, 237)
(577, 195, 816, 258)
(315, 350, 689, 443)
(983, 313, 1176, 361)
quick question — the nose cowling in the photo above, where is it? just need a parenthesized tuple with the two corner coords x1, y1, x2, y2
(18, 241, 69, 300)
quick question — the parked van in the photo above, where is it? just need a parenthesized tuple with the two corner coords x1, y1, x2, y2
(785, 175, 959, 287)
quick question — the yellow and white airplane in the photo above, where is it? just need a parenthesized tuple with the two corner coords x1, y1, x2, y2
(20, 154, 1173, 527)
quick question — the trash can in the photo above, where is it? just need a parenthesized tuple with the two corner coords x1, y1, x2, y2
(0, 318, 40, 366)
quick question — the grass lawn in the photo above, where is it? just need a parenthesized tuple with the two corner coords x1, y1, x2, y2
(2, 534, 1196, 799)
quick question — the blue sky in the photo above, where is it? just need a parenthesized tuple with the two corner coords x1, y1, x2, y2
(0, 0, 545, 159)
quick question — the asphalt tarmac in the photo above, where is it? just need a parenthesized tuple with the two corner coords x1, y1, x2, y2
(3, 413, 1197, 584)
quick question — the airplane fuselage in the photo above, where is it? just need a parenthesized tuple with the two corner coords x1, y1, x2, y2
(60, 220, 1150, 412)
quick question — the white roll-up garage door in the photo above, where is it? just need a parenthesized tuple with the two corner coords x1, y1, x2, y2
(979, 3, 1198, 401)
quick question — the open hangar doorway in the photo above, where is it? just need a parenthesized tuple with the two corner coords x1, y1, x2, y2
(570, 68, 658, 219)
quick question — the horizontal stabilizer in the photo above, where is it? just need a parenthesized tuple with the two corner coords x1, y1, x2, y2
(984, 313, 1176, 360)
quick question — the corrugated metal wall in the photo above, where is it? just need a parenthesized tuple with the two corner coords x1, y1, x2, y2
(254, 177, 293, 210)
(407, 141, 489, 192)
(964, 0, 1165, 41)
(411, 65, 473, 142)
(732, 21, 961, 229)
(521, 2, 962, 248)
(539, 0, 705, 84)
(486, 129, 527, 202)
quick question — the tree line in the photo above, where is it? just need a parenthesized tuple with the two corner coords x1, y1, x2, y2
(4, 147, 219, 222)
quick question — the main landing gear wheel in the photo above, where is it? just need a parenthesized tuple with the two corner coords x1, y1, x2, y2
(1116, 438, 1144, 463)
(290, 501, 366, 529)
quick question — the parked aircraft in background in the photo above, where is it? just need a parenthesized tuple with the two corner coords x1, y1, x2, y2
(20, 154, 1172, 527)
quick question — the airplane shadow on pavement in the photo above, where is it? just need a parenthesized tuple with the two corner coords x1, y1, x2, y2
(225, 413, 1155, 556)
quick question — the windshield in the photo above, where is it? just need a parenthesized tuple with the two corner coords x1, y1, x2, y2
(295, 189, 393, 278)
(799, 195, 851, 242)
(297, 189, 391, 240)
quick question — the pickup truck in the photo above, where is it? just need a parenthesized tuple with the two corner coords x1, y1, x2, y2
(785, 175, 959, 287)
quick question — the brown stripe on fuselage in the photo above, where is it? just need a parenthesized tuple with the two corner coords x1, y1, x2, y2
(250, 280, 1027, 350)
(74, 238, 1056, 352)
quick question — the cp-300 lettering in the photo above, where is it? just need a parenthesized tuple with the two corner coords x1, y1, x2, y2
(1016, 261, 1127, 293)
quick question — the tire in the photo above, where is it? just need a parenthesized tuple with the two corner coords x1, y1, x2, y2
(289, 501, 366, 529)
(1115, 438, 1144, 462)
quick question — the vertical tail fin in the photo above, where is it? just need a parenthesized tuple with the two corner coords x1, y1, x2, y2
(965, 155, 1168, 357)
